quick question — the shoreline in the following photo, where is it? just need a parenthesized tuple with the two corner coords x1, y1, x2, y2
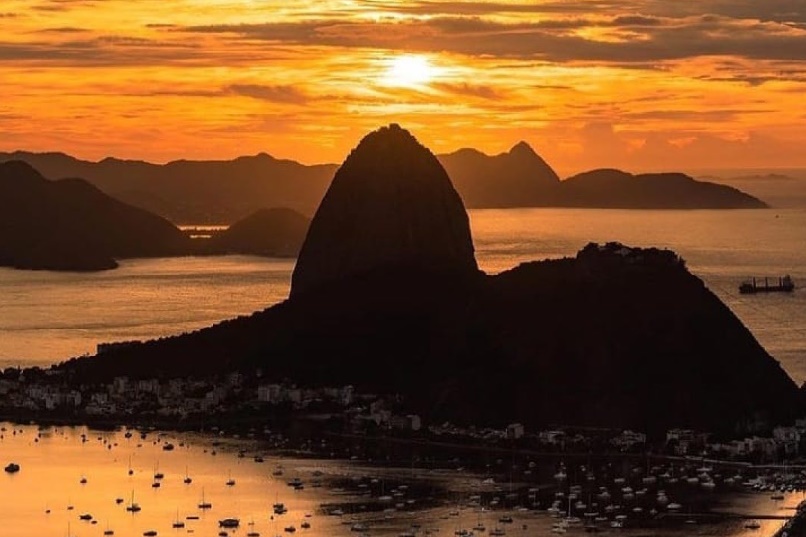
(1, 418, 800, 537)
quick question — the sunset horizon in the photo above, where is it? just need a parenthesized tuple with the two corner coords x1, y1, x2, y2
(3, 1, 806, 171)
(4, 3, 806, 536)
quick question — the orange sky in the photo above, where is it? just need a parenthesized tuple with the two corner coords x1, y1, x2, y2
(2, 0, 806, 173)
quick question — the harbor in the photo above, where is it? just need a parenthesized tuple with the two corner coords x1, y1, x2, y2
(2, 423, 805, 537)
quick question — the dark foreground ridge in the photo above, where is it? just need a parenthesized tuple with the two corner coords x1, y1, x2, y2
(59, 125, 798, 435)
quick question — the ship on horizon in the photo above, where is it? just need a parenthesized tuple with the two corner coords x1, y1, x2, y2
(739, 275, 795, 294)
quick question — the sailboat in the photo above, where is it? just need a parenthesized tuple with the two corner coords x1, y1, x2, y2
(173, 509, 186, 528)
(247, 517, 261, 537)
(127, 455, 133, 476)
(103, 520, 115, 535)
(126, 490, 141, 513)
(184, 465, 192, 484)
(153, 461, 164, 480)
(226, 470, 236, 486)
(199, 487, 212, 509)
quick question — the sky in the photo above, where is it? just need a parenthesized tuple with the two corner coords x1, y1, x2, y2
(2, 0, 806, 173)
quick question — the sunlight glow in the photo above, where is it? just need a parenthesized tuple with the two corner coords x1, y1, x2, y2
(380, 55, 437, 88)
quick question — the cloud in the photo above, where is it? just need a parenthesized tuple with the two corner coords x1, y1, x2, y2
(35, 26, 91, 33)
(227, 84, 309, 104)
(433, 82, 503, 100)
(179, 13, 806, 66)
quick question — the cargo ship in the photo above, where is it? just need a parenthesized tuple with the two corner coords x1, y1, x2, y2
(739, 275, 795, 294)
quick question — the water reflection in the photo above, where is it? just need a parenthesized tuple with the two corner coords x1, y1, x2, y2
(0, 424, 799, 537)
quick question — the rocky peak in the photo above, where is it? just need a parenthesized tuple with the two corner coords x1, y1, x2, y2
(290, 124, 478, 296)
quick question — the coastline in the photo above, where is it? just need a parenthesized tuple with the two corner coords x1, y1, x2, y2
(4, 418, 806, 537)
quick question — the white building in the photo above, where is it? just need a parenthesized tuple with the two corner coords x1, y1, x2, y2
(506, 423, 525, 440)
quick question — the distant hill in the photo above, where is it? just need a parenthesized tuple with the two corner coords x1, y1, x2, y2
(0, 161, 189, 271)
(557, 169, 767, 209)
(439, 142, 560, 207)
(60, 126, 799, 434)
(207, 208, 310, 258)
(0, 150, 337, 224)
(1, 146, 767, 223)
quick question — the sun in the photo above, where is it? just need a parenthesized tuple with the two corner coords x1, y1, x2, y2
(381, 54, 436, 88)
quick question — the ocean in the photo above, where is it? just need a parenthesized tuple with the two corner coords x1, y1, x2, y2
(0, 208, 804, 382)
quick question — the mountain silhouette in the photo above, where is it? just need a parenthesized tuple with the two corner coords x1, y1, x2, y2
(208, 208, 310, 257)
(1, 144, 767, 223)
(558, 169, 767, 209)
(291, 124, 478, 297)
(439, 142, 560, 207)
(60, 126, 800, 434)
(0, 150, 336, 223)
(0, 161, 189, 271)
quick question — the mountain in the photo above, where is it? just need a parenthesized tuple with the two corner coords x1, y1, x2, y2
(558, 169, 768, 209)
(439, 141, 560, 207)
(207, 208, 310, 257)
(291, 124, 478, 297)
(59, 126, 800, 434)
(1, 145, 767, 223)
(0, 161, 189, 271)
(0, 150, 337, 223)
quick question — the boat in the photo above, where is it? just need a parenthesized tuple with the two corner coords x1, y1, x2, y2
(745, 520, 761, 530)
(199, 488, 212, 509)
(173, 509, 185, 528)
(79, 514, 93, 521)
(226, 471, 236, 486)
(162, 443, 175, 451)
(4, 463, 20, 473)
(740, 276, 795, 294)
(285, 526, 297, 533)
(219, 518, 240, 528)
(126, 491, 141, 513)
(143, 531, 157, 537)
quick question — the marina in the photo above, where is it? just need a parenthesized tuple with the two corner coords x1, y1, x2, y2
(1, 423, 805, 537)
